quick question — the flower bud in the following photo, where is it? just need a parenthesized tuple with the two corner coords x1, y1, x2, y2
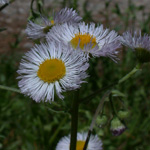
(118, 110, 129, 119)
(110, 117, 126, 136)
(96, 115, 108, 126)
(97, 129, 104, 137)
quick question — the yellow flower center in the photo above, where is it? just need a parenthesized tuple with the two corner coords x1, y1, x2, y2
(37, 58, 66, 83)
(70, 33, 97, 50)
(51, 20, 55, 25)
(76, 141, 85, 150)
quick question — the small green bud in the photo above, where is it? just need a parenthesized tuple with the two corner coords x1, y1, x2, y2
(96, 115, 108, 126)
(135, 47, 150, 63)
(110, 117, 126, 136)
(97, 129, 104, 137)
(118, 110, 129, 119)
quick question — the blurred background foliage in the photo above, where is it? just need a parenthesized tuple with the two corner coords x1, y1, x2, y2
(0, 0, 150, 149)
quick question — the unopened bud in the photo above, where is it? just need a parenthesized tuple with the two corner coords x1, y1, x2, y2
(118, 110, 129, 119)
(96, 115, 108, 126)
(97, 129, 104, 137)
(110, 117, 126, 136)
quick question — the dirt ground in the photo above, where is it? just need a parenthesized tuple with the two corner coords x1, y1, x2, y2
(0, 0, 150, 53)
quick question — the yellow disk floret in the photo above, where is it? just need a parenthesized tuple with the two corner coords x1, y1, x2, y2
(70, 33, 97, 49)
(37, 58, 66, 83)
(51, 20, 55, 25)
(76, 141, 85, 150)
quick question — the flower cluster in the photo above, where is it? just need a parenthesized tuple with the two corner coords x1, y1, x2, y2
(17, 8, 122, 148)
(18, 7, 121, 103)
(25, 8, 82, 39)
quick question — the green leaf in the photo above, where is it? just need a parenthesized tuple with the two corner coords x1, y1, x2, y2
(111, 90, 126, 97)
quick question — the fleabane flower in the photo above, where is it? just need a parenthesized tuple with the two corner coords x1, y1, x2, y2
(121, 31, 150, 63)
(46, 22, 121, 62)
(0, 0, 9, 4)
(17, 42, 89, 103)
(56, 132, 103, 150)
(25, 7, 82, 39)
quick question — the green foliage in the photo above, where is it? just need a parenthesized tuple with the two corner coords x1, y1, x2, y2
(1, 0, 150, 150)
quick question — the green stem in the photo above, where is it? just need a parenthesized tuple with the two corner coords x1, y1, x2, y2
(83, 90, 111, 150)
(30, 0, 35, 15)
(118, 64, 141, 84)
(73, 0, 77, 10)
(70, 90, 79, 150)
(0, 85, 20, 93)
(83, 64, 141, 149)
(109, 94, 116, 116)
(79, 83, 116, 104)
(80, 64, 141, 105)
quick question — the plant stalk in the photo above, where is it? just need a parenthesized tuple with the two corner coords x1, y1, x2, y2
(83, 90, 111, 150)
(83, 64, 141, 149)
(0, 85, 20, 93)
(80, 64, 141, 105)
(118, 64, 141, 84)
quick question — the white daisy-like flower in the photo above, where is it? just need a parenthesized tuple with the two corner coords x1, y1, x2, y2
(46, 22, 121, 62)
(121, 31, 150, 63)
(56, 132, 103, 150)
(25, 7, 82, 39)
(17, 42, 89, 103)
(0, 0, 9, 4)
(121, 31, 150, 50)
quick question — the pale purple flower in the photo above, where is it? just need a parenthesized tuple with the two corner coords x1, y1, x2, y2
(121, 31, 150, 51)
(17, 42, 89, 103)
(25, 7, 82, 39)
(46, 22, 121, 62)
(121, 31, 150, 63)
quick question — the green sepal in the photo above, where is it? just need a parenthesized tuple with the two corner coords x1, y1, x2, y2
(135, 47, 150, 63)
